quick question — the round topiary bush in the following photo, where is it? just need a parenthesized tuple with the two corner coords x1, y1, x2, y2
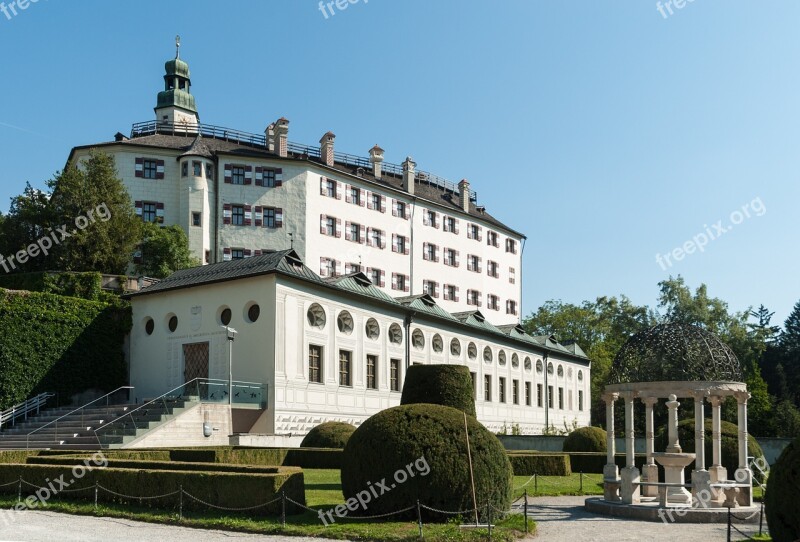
(654, 418, 764, 480)
(563, 426, 607, 453)
(341, 404, 512, 521)
(400, 364, 476, 417)
(300, 421, 356, 449)
(766, 436, 800, 542)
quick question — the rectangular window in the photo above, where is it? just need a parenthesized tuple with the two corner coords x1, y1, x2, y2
(193, 161, 202, 177)
(263, 208, 276, 228)
(537, 384, 543, 407)
(324, 258, 337, 277)
(396, 201, 407, 219)
(232, 205, 244, 226)
(487, 261, 499, 278)
(393, 273, 408, 292)
(512, 380, 519, 405)
(499, 377, 506, 403)
(371, 193, 381, 210)
(467, 255, 481, 273)
(509, 267, 516, 284)
(506, 238, 518, 254)
(425, 210, 437, 227)
(579, 390, 584, 411)
(444, 284, 457, 301)
(326, 179, 337, 198)
(424, 243, 437, 261)
(181, 162, 188, 177)
(395, 235, 407, 254)
(339, 350, 352, 387)
(349, 222, 361, 243)
(507, 300, 518, 316)
(468, 224, 481, 241)
(349, 186, 361, 205)
(205, 163, 214, 180)
(309, 345, 323, 383)
(525, 382, 532, 406)
(232, 166, 245, 185)
(263, 169, 276, 187)
(370, 268, 382, 286)
(548, 385, 554, 408)
(484, 375, 492, 402)
(487, 231, 499, 247)
(487, 295, 499, 311)
(231, 248, 245, 260)
(192, 212, 202, 227)
(370, 229, 382, 248)
(325, 217, 336, 236)
(143, 159, 158, 179)
(558, 387, 564, 409)
(366, 355, 378, 390)
(444, 248, 456, 267)
(390, 359, 401, 392)
(142, 202, 157, 223)
(444, 216, 457, 233)
(423, 280, 438, 297)
(467, 289, 481, 306)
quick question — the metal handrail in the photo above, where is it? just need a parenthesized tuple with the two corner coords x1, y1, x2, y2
(129, 120, 479, 203)
(0, 392, 54, 431)
(92, 378, 265, 445)
(25, 386, 133, 450)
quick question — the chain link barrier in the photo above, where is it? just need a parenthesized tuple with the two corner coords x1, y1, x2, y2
(183, 490, 281, 512)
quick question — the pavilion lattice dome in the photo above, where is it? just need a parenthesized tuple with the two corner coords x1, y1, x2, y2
(609, 322, 742, 384)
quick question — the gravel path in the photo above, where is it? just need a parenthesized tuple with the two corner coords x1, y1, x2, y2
(526, 496, 767, 541)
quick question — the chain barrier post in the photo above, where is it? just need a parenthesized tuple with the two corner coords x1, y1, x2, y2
(580, 472, 583, 493)
(727, 506, 731, 542)
(486, 498, 492, 542)
(534, 473, 537, 494)
(416, 499, 423, 539)
(94, 482, 98, 510)
(281, 491, 286, 528)
(759, 493, 764, 536)
(17, 476, 21, 504)
(179, 485, 183, 520)
(523, 489, 528, 534)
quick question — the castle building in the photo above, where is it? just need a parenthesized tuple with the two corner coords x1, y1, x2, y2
(70, 45, 590, 436)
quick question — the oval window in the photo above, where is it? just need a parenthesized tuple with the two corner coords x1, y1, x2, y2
(365, 318, 380, 340)
(247, 304, 260, 323)
(432, 334, 443, 353)
(483, 346, 493, 364)
(337, 311, 354, 335)
(220, 307, 232, 326)
(468, 342, 478, 360)
(144, 318, 154, 335)
(498, 350, 507, 366)
(450, 338, 461, 357)
(389, 323, 403, 344)
(412, 329, 425, 350)
(168, 315, 178, 333)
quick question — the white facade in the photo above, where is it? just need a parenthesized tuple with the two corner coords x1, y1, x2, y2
(128, 252, 591, 436)
(69, 52, 525, 325)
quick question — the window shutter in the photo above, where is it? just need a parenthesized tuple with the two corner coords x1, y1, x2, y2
(405, 205, 411, 220)
(320, 177, 327, 196)
(223, 203, 232, 225)
(455, 250, 460, 267)
(255, 166, 263, 187)
(404, 239, 410, 256)
(380, 196, 387, 213)
(379, 230, 385, 249)
(244, 165, 253, 185)
(380, 270, 386, 288)
(320, 214, 327, 234)
(424, 213, 429, 226)
(434, 245, 439, 263)
(156, 202, 165, 223)
(275, 168, 283, 187)
(360, 224, 366, 244)
(360, 189, 366, 206)
(335, 218, 342, 238)
(433, 283, 439, 298)
(336, 182, 343, 199)
(467, 226, 473, 240)
(367, 192, 374, 210)
(345, 185, 352, 204)
(134, 201, 143, 216)
(320, 258, 329, 277)
(392, 234, 398, 253)
(244, 249, 253, 258)
(244, 205, 252, 226)
(345, 221, 352, 241)
(135, 158, 144, 178)
(392, 200, 398, 217)
(345, 263, 352, 274)
(224, 164, 232, 184)
(478, 228, 483, 242)
(423, 243, 428, 260)
(156, 160, 165, 180)
(454, 219, 460, 235)
(404, 276, 410, 292)
(275, 208, 283, 227)
(255, 249, 262, 256)
(254, 206, 263, 227)
(223, 248, 232, 262)
(434, 212, 439, 229)
(454, 287, 460, 303)
(391, 273, 398, 290)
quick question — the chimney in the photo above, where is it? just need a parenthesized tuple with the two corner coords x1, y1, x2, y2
(320, 132, 336, 167)
(402, 156, 416, 195)
(458, 179, 471, 212)
(369, 144, 384, 179)
(265, 122, 275, 152)
(274, 117, 289, 158)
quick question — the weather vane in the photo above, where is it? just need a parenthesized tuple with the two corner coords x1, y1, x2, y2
(175, 35, 181, 59)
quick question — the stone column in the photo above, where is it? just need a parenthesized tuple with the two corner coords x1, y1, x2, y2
(707, 396, 727, 479)
(620, 392, 641, 504)
(641, 396, 659, 497)
(691, 390, 711, 507)
(602, 393, 620, 502)
(734, 391, 753, 507)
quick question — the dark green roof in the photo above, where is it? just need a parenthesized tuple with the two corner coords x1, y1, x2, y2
(325, 273, 396, 303)
(397, 294, 459, 321)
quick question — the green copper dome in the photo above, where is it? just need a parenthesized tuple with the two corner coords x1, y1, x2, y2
(165, 57, 190, 78)
(156, 52, 197, 114)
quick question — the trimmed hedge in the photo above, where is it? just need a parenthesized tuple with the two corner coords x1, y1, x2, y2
(766, 436, 800, 542)
(25, 456, 288, 474)
(400, 364, 476, 417)
(0, 289, 130, 409)
(0, 463, 304, 516)
(0, 272, 106, 301)
(563, 427, 607, 453)
(506, 453, 571, 476)
(342, 404, 512, 521)
(300, 422, 356, 449)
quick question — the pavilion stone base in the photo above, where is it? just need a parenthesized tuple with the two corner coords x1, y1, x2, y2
(584, 498, 761, 524)
(691, 470, 712, 507)
(708, 465, 728, 504)
(641, 464, 659, 497)
(603, 464, 620, 502)
(621, 466, 641, 504)
(734, 468, 753, 507)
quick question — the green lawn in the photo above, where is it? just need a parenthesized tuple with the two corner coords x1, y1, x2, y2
(0, 469, 535, 542)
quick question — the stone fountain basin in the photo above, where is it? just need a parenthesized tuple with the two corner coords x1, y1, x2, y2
(652, 452, 696, 468)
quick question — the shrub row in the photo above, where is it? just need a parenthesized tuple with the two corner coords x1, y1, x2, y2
(25, 456, 286, 474)
(0, 288, 130, 410)
(506, 453, 571, 476)
(0, 463, 304, 516)
(171, 447, 343, 469)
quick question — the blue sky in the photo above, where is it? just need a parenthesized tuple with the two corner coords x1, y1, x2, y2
(1, 1, 798, 326)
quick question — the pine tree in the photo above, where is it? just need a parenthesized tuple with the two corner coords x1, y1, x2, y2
(781, 301, 800, 356)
